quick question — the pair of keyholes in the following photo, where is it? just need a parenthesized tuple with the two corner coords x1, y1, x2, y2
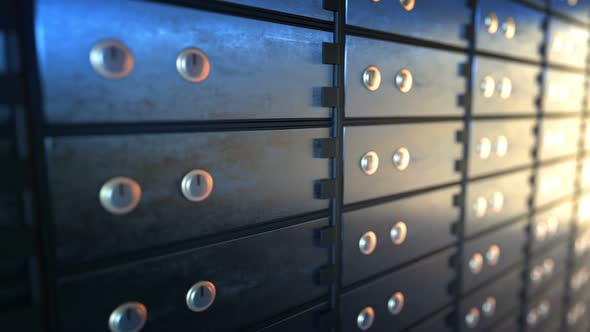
(90, 40, 210, 83)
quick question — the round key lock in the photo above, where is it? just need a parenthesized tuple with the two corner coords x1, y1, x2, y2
(392, 147, 410, 171)
(357, 307, 375, 331)
(363, 66, 382, 91)
(481, 76, 495, 98)
(186, 281, 216, 312)
(99, 177, 142, 215)
(567, 310, 576, 326)
(465, 307, 480, 329)
(485, 245, 500, 266)
(473, 196, 488, 219)
(108, 302, 147, 332)
(530, 266, 544, 284)
(390, 221, 408, 245)
(497, 77, 512, 99)
(538, 300, 551, 317)
(90, 40, 134, 79)
(546, 216, 559, 236)
(176, 48, 211, 83)
(571, 273, 582, 291)
(543, 258, 555, 277)
(361, 151, 379, 176)
(484, 12, 499, 34)
(535, 222, 548, 242)
(494, 135, 509, 157)
(527, 309, 539, 326)
(482, 296, 496, 317)
(490, 192, 504, 213)
(181, 169, 214, 202)
(502, 17, 516, 39)
(567, 307, 579, 326)
(395, 68, 413, 93)
(469, 253, 484, 275)
(387, 292, 405, 315)
(477, 137, 492, 159)
(400, 0, 415, 11)
(359, 231, 378, 255)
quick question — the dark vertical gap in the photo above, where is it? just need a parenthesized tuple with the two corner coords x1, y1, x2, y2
(454, 1, 478, 331)
(16, 0, 57, 331)
(523, 2, 549, 330)
(332, 1, 345, 331)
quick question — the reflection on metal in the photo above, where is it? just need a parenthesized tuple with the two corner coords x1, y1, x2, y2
(395, 68, 413, 93)
(99, 177, 142, 215)
(387, 292, 405, 315)
(90, 40, 134, 79)
(108, 302, 148, 332)
(502, 17, 516, 39)
(484, 12, 499, 34)
(176, 48, 211, 83)
(363, 65, 382, 91)
(357, 307, 375, 331)
(359, 231, 378, 255)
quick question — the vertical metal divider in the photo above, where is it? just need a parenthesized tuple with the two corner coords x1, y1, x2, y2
(332, 1, 345, 331)
(454, 1, 478, 331)
(523, 3, 549, 330)
(16, 0, 57, 331)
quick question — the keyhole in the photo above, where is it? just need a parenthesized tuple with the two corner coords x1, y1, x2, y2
(196, 174, 201, 186)
(125, 308, 132, 321)
(176, 48, 210, 83)
(109, 46, 118, 59)
(199, 286, 205, 297)
(90, 40, 134, 79)
(118, 183, 125, 197)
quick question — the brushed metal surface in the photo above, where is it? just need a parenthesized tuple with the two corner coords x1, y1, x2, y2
(255, 303, 329, 332)
(406, 307, 454, 332)
(466, 170, 532, 236)
(460, 268, 523, 332)
(525, 281, 564, 332)
(35, 0, 332, 123)
(530, 201, 573, 252)
(547, 17, 589, 69)
(469, 120, 536, 177)
(538, 118, 580, 161)
(57, 218, 330, 332)
(550, 0, 590, 24)
(536, 160, 577, 208)
(344, 122, 462, 204)
(220, 0, 332, 21)
(345, 36, 465, 117)
(45, 128, 330, 266)
(476, 0, 544, 61)
(543, 69, 585, 112)
(342, 187, 460, 286)
(489, 315, 520, 332)
(473, 57, 540, 115)
(341, 248, 456, 332)
(526, 242, 568, 297)
(463, 219, 527, 293)
(346, 0, 470, 47)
